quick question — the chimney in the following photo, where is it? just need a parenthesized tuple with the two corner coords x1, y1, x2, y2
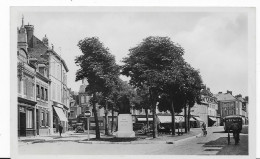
(245, 96, 248, 102)
(227, 90, 232, 95)
(42, 34, 49, 47)
(24, 23, 34, 48)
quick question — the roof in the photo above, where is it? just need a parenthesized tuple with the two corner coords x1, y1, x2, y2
(236, 97, 245, 102)
(214, 93, 236, 101)
(28, 35, 69, 72)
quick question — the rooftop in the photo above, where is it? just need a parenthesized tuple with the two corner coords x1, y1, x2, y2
(214, 93, 236, 101)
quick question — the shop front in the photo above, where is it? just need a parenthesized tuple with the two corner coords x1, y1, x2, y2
(53, 105, 68, 133)
(18, 97, 37, 137)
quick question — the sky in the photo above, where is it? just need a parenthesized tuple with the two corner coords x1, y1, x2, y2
(16, 8, 248, 97)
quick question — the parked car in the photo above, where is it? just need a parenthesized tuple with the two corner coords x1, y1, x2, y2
(75, 123, 84, 133)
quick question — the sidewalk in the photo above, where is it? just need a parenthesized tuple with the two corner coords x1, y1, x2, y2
(19, 129, 201, 145)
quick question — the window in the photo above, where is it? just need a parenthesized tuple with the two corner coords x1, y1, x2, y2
(52, 83, 56, 100)
(46, 112, 49, 126)
(23, 78, 28, 96)
(39, 67, 45, 76)
(41, 112, 45, 126)
(81, 95, 85, 104)
(36, 85, 40, 98)
(41, 87, 44, 100)
(26, 110, 33, 128)
(18, 79, 21, 94)
(57, 85, 60, 102)
(45, 88, 48, 101)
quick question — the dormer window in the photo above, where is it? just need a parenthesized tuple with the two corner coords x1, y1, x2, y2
(38, 64, 47, 77)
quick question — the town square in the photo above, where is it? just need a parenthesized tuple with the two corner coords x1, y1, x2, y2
(12, 7, 253, 157)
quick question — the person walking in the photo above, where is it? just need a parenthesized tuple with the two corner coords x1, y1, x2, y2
(201, 122, 207, 136)
(230, 122, 240, 145)
(58, 122, 63, 137)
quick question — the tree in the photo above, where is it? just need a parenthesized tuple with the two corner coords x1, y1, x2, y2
(75, 37, 120, 139)
(122, 36, 185, 138)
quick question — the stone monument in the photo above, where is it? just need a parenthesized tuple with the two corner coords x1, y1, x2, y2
(116, 95, 135, 138)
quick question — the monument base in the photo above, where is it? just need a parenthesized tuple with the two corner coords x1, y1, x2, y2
(115, 114, 135, 138)
(116, 131, 135, 138)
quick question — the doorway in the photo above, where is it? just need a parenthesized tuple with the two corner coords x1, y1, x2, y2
(19, 112, 26, 136)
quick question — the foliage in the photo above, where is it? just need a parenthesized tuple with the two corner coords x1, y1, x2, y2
(75, 37, 120, 138)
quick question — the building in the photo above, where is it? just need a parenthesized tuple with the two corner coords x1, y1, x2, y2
(214, 90, 249, 125)
(35, 61, 51, 136)
(17, 18, 38, 137)
(189, 87, 219, 127)
(235, 94, 249, 125)
(21, 19, 70, 134)
(68, 90, 81, 128)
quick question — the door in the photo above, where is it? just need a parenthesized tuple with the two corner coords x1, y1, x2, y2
(36, 109, 39, 135)
(19, 112, 26, 136)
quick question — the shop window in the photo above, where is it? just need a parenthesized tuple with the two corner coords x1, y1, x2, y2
(26, 110, 33, 128)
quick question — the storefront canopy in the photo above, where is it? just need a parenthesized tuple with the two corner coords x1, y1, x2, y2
(53, 106, 68, 122)
(175, 116, 184, 123)
(137, 118, 153, 122)
(194, 116, 203, 122)
(209, 117, 217, 122)
(158, 116, 171, 123)
(158, 116, 184, 123)
(190, 118, 196, 121)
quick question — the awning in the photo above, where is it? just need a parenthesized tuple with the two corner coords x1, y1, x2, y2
(190, 118, 196, 121)
(53, 106, 68, 122)
(209, 117, 217, 122)
(158, 116, 184, 123)
(158, 116, 171, 123)
(137, 118, 153, 122)
(194, 116, 203, 122)
(175, 116, 184, 123)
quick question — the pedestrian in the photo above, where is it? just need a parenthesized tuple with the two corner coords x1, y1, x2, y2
(201, 122, 207, 136)
(230, 122, 240, 145)
(58, 122, 63, 137)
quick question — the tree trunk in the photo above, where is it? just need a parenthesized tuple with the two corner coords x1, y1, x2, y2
(111, 106, 114, 133)
(145, 108, 149, 129)
(152, 105, 158, 138)
(104, 100, 109, 135)
(188, 105, 191, 132)
(92, 92, 100, 139)
(184, 105, 187, 133)
(150, 88, 158, 138)
(171, 100, 175, 136)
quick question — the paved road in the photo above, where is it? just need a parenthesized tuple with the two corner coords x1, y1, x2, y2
(18, 126, 248, 155)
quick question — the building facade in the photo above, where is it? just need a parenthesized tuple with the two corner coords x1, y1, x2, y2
(215, 90, 249, 125)
(19, 19, 70, 135)
(17, 19, 37, 137)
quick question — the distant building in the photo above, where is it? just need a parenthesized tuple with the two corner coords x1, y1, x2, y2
(214, 90, 249, 125)
(189, 87, 219, 127)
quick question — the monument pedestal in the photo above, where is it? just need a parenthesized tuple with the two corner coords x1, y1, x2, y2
(116, 114, 135, 138)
